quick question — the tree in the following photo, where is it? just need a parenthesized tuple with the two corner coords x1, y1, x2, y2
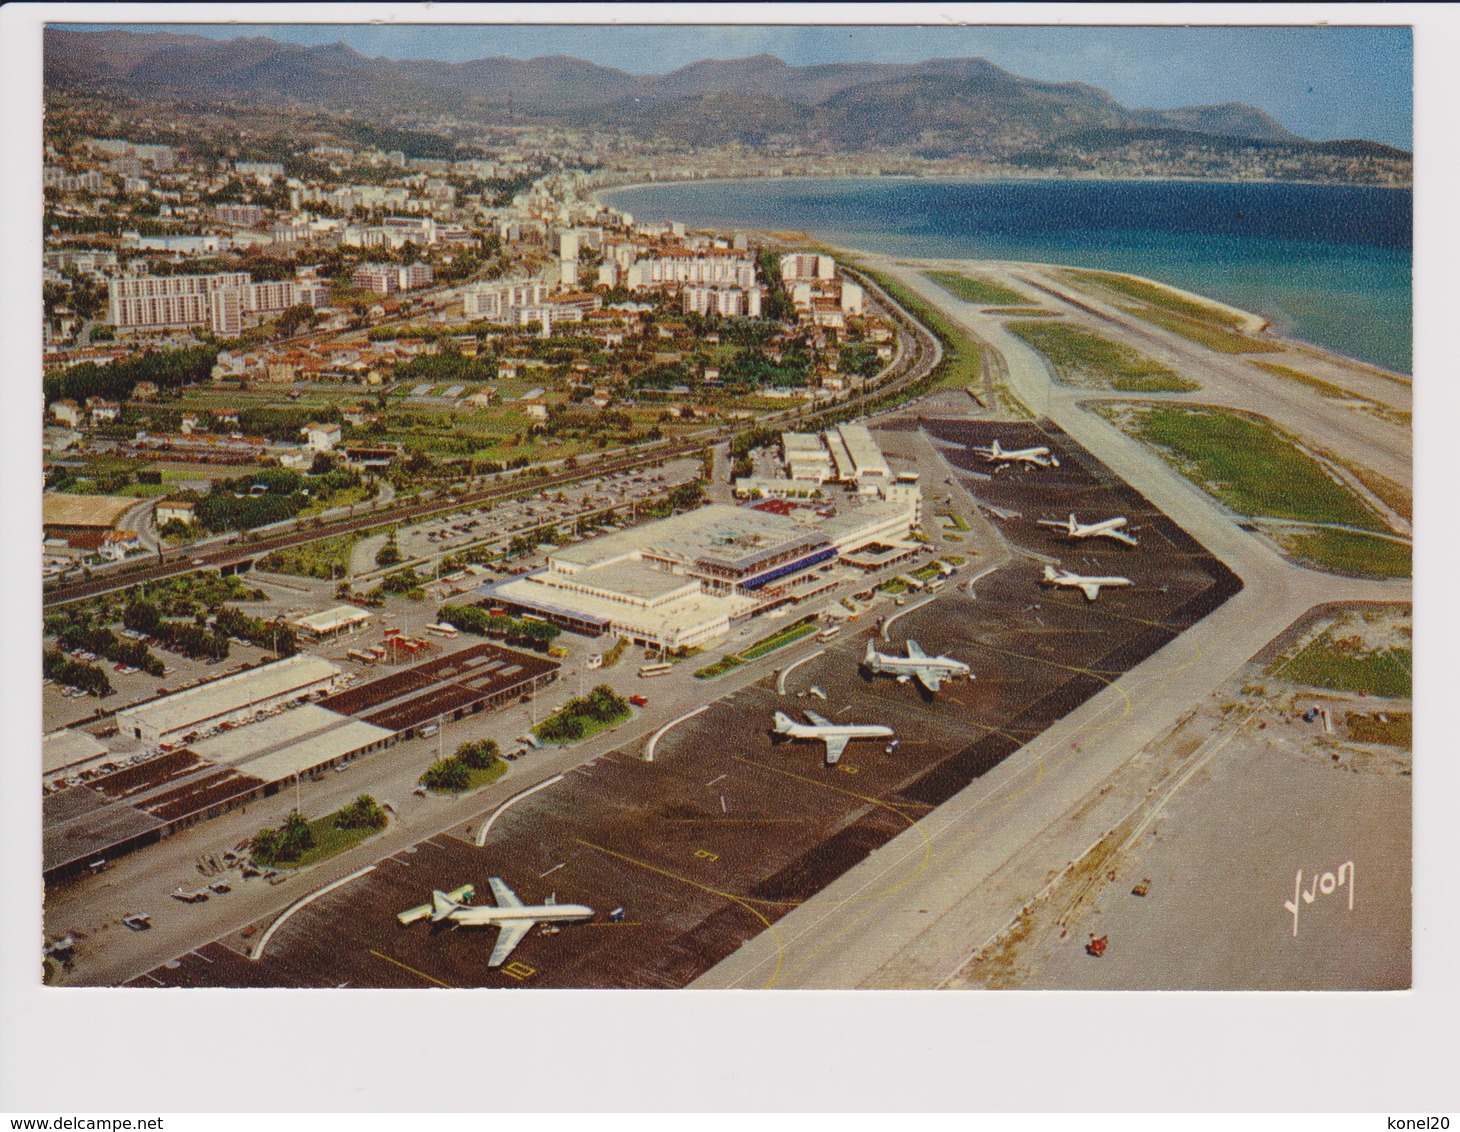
(250, 828, 282, 867)
(421, 757, 470, 792)
(375, 528, 402, 567)
(336, 793, 387, 830)
(275, 303, 319, 339)
(456, 738, 500, 770)
(279, 810, 314, 859)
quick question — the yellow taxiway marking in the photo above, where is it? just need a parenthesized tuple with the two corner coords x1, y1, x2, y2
(500, 961, 536, 981)
(576, 838, 786, 989)
(730, 756, 935, 909)
(368, 949, 453, 989)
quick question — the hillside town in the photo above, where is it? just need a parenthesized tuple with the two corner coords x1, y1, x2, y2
(43, 120, 905, 580)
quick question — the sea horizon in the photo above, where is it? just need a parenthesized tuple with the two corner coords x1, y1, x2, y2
(602, 176, 1412, 374)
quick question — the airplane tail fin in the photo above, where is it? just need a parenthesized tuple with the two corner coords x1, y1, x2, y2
(864, 639, 877, 665)
(1068, 513, 1078, 533)
(430, 889, 460, 923)
(773, 711, 796, 734)
(1042, 564, 1058, 583)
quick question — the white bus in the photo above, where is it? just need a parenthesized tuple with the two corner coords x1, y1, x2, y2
(638, 663, 673, 679)
(426, 623, 459, 638)
(816, 626, 843, 643)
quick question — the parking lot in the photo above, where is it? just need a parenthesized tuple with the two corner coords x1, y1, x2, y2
(130, 417, 1241, 990)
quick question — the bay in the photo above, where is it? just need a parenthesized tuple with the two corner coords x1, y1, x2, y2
(602, 177, 1412, 374)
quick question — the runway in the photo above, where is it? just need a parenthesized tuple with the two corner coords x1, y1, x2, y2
(693, 257, 1410, 989)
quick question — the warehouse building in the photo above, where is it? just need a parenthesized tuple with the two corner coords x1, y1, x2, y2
(291, 604, 372, 641)
(115, 654, 342, 748)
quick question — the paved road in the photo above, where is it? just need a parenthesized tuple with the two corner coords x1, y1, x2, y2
(694, 256, 1411, 989)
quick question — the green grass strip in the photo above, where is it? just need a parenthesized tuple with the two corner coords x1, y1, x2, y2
(1007, 320, 1198, 392)
(929, 270, 1031, 307)
(1105, 404, 1387, 531)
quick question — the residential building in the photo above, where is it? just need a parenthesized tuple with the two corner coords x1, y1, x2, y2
(303, 422, 342, 451)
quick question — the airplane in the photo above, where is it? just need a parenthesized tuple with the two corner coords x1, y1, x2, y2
(1040, 564, 1134, 601)
(971, 439, 1060, 468)
(772, 710, 894, 765)
(403, 877, 594, 967)
(1036, 513, 1139, 547)
(864, 638, 972, 693)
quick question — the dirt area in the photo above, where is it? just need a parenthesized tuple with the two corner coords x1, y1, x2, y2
(948, 603, 1411, 990)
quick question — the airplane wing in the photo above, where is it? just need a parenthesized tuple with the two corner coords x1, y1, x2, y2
(1111, 530, 1139, 546)
(915, 669, 944, 693)
(488, 877, 524, 909)
(488, 919, 534, 967)
(803, 709, 833, 727)
(822, 735, 850, 765)
(1078, 582, 1102, 600)
(905, 639, 927, 659)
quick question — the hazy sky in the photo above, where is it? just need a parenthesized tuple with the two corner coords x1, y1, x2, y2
(72, 23, 1413, 148)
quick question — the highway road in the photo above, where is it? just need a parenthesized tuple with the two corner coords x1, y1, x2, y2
(693, 255, 1411, 989)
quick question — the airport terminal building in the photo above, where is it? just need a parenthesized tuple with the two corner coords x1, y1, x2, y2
(475, 487, 921, 651)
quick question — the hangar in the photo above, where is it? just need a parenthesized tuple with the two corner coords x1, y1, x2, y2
(114, 654, 342, 748)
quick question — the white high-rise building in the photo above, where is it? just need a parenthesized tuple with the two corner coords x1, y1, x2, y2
(780, 253, 835, 282)
(626, 254, 755, 291)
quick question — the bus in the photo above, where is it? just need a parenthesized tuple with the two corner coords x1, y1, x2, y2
(927, 578, 947, 592)
(816, 626, 843, 643)
(638, 662, 673, 679)
(426, 623, 459, 638)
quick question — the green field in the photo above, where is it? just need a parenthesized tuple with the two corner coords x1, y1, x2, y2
(1346, 711, 1411, 746)
(1270, 628, 1412, 698)
(290, 812, 387, 869)
(739, 620, 818, 660)
(257, 529, 365, 579)
(425, 760, 509, 794)
(1060, 269, 1245, 328)
(868, 271, 986, 393)
(929, 271, 1031, 307)
(1252, 361, 1411, 429)
(1276, 526, 1412, 579)
(1119, 305, 1284, 354)
(1059, 268, 1281, 354)
(1104, 404, 1388, 532)
(1006, 321, 1198, 392)
(694, 653, 745, 679)
(693, 620, 817, 678)
(987, 307, 1059, 317)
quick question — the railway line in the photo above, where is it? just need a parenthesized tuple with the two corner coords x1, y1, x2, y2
(43, 260, 941, 609)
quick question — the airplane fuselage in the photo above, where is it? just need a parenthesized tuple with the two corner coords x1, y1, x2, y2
(1037, 514, 1137, 545)
(780, 722, 892, 743)
(444, 904, 594, 927)
(866, 652, 969, 682)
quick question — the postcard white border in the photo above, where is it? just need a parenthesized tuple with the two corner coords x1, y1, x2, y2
(1, 2, 1454, 1114)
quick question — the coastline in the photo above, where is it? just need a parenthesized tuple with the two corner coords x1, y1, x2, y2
(590, 170, 1414, 208)
(594, 175, 1412, 376)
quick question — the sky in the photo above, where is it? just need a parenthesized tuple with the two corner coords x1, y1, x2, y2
(70, 23, 1413, 148)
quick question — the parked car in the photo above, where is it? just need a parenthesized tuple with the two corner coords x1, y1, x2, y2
(629, 695, 649, 707)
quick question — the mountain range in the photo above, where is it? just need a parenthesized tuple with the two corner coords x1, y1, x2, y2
(45, 29, 1409, 161)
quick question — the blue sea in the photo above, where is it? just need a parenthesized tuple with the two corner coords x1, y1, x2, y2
(602, 178, 1412, 374)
